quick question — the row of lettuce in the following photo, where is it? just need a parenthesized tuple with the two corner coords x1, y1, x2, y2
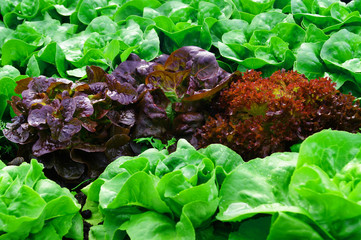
(1, 129, 361, 239)
(1, 0, 361, 96)
(3, 46, 361, 183)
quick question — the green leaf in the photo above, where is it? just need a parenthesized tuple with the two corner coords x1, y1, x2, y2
(240, 0, 276, 15)
(138, 28, 160, 61)
(114, 0, 161, 22)
(297, 129, 361, 176)
(86, 16, 117, 35)
(104, 39, 121, 64)
(0, 65, 20, 79)
(0, 159, 82, 237)
(210, 19, 248, 44)
(38, 42, 68, 77)
(102, 171, 171, 214)
(0, 95, 7, 120)
(267, 213, 324, 240)
(77, 0, 107, 25)
(217, 152, 300, 222)
(1, 39, 38, 67)
(197, 1, 223, 24)
(198, 144, 244, 174)
(248, 11, 287, 35)
(26, 55, 42, 77)
(0, 26, 13, 53)
(20, 0, 40, 18)
(118, 20, 143, 46)
(53, 4, 77, 16)
(120, 211, 179, 240)
(290, 130, 361, 239)
(7, 185, 46, 220)
(229, 215, 272, 240)
(28, 224, 61, 240)
(155, 1, 196, 23)
(294, 42, 325, 79)
(64, 213, 84, 240)
(121, 46, 138, 62)
(271, 22, 306, 50)
(304, 23, 329, 43)
(66, 67, 87, 78)
(0, 76, 18, 119)
(154, 16, 211, 53)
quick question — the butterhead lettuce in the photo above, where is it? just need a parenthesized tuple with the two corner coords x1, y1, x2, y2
(0, 159, 83, 239)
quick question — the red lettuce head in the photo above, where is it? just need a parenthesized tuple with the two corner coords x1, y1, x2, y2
(197, 69, 361, 160)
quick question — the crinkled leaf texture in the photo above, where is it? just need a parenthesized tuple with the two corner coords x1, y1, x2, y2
(82, 139, 243, 240)
(197, 69, 361, 160)
(0, 159, 82, 240)
(218, 130, 361, 240)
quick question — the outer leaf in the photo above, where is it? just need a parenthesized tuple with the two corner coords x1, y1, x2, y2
(297, 129, 361, 176)
(139, 29, 160, 61)
(1, 39, 38, 67)
(0, 65, 20, 79)
(320, 29, 361, 85)
(198, 144, 244, 173)
(294, 42, 325, 79)
(101, 171, 171, 214)
(217, 152, 300, 222)
(77, 0, 107, 25)
(119, 211, 179, 240)
(240, 0, 275, 15)
(229, 215, 272, 240)
(114, 0, 161, 22)
(267, 213, 324, 240)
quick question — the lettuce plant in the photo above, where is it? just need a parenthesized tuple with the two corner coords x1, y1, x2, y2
(197, 69, 361, 160)
(3, 46, 230, 184)
(129, 46, 231, 145)
(0, 159, 83, 239)
(82, 139, 243, 240)
(3, 72, 136, 183)
(218, 129, 361, 239)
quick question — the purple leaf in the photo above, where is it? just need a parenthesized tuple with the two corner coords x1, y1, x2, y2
(53, 151, 86, 180)
(61, 97, 76, 122)
(28, 105, 54, 127)
(132, 90, 169, 139)
(173, 112, 204, 135)
(46, 79, 73, 98)
(105, 134, 132, 160)
(86, 65, 107, 83)
(74, 95, 94, 117)
(71, 149, 109, 178)
(106, 75, 138, 105)
(107, 109, 136, 128)
(3, 115, 32, 144)
(28, 76, 57, 93)
(111, 53, 157, 86)
(58, 119, 82, 142)
(32, 132, 69, 156)
(21, 89, 48, 108)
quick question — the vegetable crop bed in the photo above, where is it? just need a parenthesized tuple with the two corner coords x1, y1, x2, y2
(2, 130, 361, 239)
(1, 0, 361, 239)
